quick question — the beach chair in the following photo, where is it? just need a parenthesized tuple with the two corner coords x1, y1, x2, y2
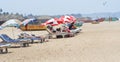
(46, 27, 74, 39)
(18, 33, 46, 43)
(70, 27, 82, 34)
(0, 43, 10, 54)
(0, 34, 30, 47)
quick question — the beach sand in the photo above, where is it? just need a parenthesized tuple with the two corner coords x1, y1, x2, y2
(0, 21, 120, 62)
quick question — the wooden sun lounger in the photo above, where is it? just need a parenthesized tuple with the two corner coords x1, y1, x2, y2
(46, 28, 74, 39)
(0, 34, 30, 47)
(18, 33, 46, 43)
(70, 27, 82, 34)
(0, 44, 10, 53)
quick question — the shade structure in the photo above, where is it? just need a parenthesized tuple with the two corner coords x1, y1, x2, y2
(44, 18, 59, 26)
(0, 19, 22, 39)
(21, 18, 37, 26)
(42, 16, 76, 26)
(1, 19, 21, 28)
(59, 15, 76, 23)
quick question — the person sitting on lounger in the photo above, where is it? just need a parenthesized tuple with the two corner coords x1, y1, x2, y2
(68, 22, 77, 30)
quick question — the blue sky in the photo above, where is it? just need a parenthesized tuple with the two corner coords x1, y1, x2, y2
(0, 0, 119, 15)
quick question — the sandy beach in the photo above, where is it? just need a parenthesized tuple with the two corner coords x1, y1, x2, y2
(0, 21, 120, 62)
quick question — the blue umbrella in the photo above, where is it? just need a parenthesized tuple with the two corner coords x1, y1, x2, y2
(21, 18, 37, 26)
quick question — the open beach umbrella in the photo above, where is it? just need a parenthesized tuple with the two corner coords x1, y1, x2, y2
(59, 16, 70, 23)
(43, 18, 59, 26)
(0, 19, 22, 38)
(1, 19, 21, 28)
(59, 15, 76, 23)
(70, 15, 76, 22)
(21, 18, 37, 26)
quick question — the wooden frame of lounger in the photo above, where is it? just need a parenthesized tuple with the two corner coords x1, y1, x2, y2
(18, 33, 45, 43)
(70, 27, 82, 34)
(0, 34, 30, 47)
(0, 46, 8, 53)
(0, 34, 29, 47)
(1, 40, 30, 47)
(14, 40, 30, 47)
(0, 44, 10, 53)
(46, 28, 75, 39)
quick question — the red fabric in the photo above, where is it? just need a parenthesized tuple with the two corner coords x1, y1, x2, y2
(59, 15, 76, 24)
(44, 18, 59, 26)
(42, 16, 76, 26)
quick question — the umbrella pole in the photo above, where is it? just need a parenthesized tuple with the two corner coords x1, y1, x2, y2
(12, 27, 15, 39)
(30, 24, 32, 34)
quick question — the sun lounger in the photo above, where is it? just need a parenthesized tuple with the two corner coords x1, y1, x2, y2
(0, 44, 10, 53)
(46, 28, 74, 39)
(18, 33, 46, 43)
(0, 34, 30, 47)
(70, 27, 82, 34)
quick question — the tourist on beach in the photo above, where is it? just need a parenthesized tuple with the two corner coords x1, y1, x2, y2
(68, 22, 76, 30)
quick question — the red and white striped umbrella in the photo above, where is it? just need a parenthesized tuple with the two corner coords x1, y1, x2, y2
(70, 16, 76, 22)
(59, 15, 76, 23)
(44, 18, 59, 26)
(42, 16, 76, 26)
